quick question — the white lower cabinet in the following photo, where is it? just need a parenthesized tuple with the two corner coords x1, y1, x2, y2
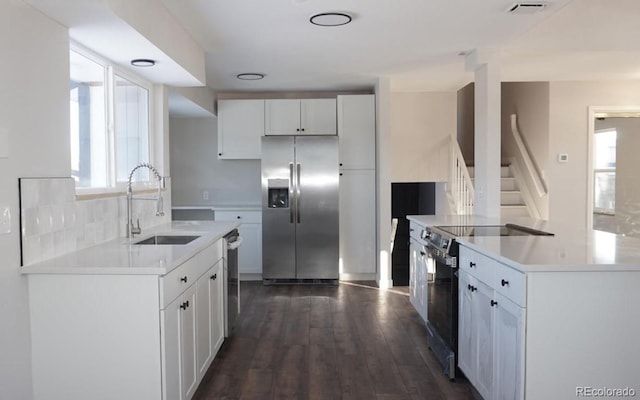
(408, 224, 428, 322)
(494, 292, 525, 400)
(162, 255, 225, 400)
(27, 239, 227, 400)
(458, 246, 525, 400)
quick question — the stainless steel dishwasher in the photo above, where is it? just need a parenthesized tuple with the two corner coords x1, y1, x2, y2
(224, 229, 242, 336)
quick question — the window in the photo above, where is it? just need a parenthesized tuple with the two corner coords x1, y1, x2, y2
(70, 46, 153, 191)
(593, 128, 616, 214)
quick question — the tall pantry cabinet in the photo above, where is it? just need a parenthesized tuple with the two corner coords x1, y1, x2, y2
(338, 95, 377, 279)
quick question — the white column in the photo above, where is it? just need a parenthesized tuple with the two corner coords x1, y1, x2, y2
(466, 50, 501, 218)
(375, 78, 392, 289)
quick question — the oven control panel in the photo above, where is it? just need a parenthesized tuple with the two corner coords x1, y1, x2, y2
(421, 228, 453, 253)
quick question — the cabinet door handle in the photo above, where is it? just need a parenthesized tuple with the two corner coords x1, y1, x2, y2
(301, 128, 305, 132)
(469, 262, 476, 268)
(420, 251, 426, 256)
(180, 301, 190, 310)
(211, 274, 217, 280)
(218, 153, 222, 156)
(237, 215, 241, 219)
(491, 300, 498, 307)
(296, 128, 300, 132)
(467, 284, 472, 291)
(180, 276, 188, 283)
(501, 279, 509, 287)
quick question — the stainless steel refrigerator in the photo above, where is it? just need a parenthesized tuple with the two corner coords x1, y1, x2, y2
(261, 135, 339, 283)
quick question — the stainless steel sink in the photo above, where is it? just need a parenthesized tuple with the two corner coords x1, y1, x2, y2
(134, 235, 200, 245)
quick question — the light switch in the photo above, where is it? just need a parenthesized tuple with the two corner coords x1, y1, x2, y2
(0, 205, 10, 234)
(0, 127, 8, 158)
(202, 190, 210, 201)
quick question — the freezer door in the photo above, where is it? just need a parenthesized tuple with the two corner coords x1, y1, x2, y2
(294, 136, 339, 279)
(262, 136, 296, 279)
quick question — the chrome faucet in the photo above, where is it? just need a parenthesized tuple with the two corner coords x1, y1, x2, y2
(126, 162, 164, 239)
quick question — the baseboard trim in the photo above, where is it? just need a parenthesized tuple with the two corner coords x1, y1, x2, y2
(339, 273, 377, 281)
(240, 273, 262, 281)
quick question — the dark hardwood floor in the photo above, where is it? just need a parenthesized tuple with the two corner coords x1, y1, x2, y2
(193, 281, 475, 400)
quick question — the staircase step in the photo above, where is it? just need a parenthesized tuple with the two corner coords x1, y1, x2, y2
(467, 166, 512, 179)
(501, 190, 525, 206)
(501, 205, 530, 218)
(501, 177, 518, 191)
(470, 177, 519, 191)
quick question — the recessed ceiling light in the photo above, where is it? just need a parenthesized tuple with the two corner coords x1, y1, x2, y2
(310, 12, 352, 27)
(131, 59, 155, 67)
(236, 73, 265, 80)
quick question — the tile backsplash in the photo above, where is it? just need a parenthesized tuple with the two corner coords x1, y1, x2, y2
(19, 177, 171, 265)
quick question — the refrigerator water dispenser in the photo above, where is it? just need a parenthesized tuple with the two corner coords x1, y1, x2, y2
(267, 179, 289, 208)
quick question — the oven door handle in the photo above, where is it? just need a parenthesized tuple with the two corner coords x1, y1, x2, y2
(424, 243, 455, 266)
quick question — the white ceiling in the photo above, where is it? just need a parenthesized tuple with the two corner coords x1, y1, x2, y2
(159, 0, 577, 92)
(24, 0, 640, 113)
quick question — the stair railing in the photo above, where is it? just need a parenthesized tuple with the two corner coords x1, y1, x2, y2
(448, 136, 475, 215)
(510, 114, 548, 197)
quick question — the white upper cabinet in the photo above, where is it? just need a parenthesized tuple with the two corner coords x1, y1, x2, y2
(338, 94, 376, 170)
(265, 98, 337, 135)
(217, 99, 264, 159)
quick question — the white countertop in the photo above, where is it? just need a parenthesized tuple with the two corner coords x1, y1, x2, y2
(407, 214, 640, 272)
(20, 221, 240, 275)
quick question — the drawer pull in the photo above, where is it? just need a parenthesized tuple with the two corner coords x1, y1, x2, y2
(469, 262, 476, 268)
(211, 274, 217, 280)
(180, 276, 188, 283)
(501, 279, 509, 287)
(491, 300, 498, 307)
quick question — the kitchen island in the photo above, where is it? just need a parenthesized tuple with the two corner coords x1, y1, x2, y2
(21, 220, 239, 400)
(408, 215, 640, 400)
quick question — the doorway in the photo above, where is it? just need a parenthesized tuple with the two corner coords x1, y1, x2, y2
(391, 182, 435, 286)
(588, 108, 640, 236)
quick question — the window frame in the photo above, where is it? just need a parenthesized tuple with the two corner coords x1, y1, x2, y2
(70, 43, 156, 197)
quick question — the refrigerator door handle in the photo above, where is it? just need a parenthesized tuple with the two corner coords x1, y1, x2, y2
(289, 162, 295, 224)
(296, 163, 301, 223)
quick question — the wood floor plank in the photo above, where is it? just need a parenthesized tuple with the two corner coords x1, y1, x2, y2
(194, 282, 474, 400)
(238, 369, 275, 400)
(273, 344, 309, 399)
(336, 353, 377, 400)
(308, 343, 341, 400)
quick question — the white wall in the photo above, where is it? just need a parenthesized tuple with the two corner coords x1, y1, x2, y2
(0, 2, 70, 399)
(169, 117, 261, 206)
(390, 92, 457, 182)
(457, 83, 475, 162)
(548, 81, 640, 228)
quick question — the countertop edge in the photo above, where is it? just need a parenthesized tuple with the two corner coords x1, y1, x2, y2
(20, 221, 240, 276)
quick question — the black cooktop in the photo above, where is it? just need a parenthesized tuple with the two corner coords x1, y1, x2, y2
(435, 224, 554, 237)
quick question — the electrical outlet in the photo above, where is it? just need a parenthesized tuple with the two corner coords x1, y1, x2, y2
(202, 190, 210, 201)
(558, 153, 569, 163)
